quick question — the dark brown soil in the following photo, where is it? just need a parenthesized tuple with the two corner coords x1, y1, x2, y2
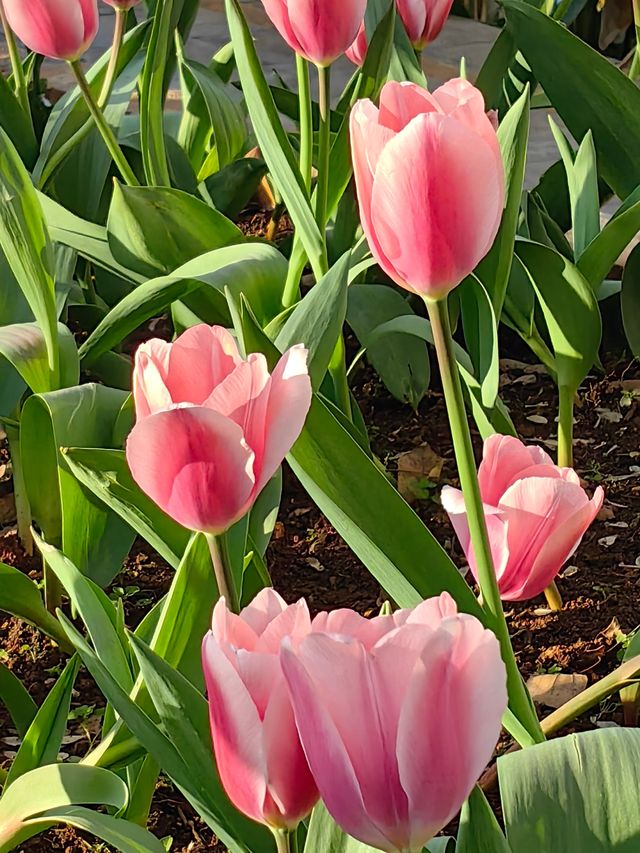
(2, 335, 638, 851)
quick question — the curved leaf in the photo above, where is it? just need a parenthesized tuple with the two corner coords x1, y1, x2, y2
(0, 662, 37, 738)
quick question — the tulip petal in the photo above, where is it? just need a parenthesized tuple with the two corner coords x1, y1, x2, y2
(377, 81, 439, 132)
(3, 0, 94, 59)
(261, 0, 305, 55)
(239, 587, 290, 637)
(396, 0, 428, 44)
(287, 0, 366, 64)
(254, 345, 312, 493)
(281, 639, 393, 850)
(167, 324, 242, 406)
(211, 596, 260, 650)
(397, 617, 506, 850)
(201, 634, 268, 824)
(478, 434, 555, 504)
(257, 599, 312, 654)
(133, 340, 173, 419)
(126, 406, 255, 533)
(370, 112, 504, 296)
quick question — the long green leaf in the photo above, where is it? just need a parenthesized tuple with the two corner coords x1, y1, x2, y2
(305, 803, 380, 852)
(139, 0, 174, 185)
(0, 322, 78, 394)
(621, 244, 640, 358)
(0, 662, 37, 738)
(457, 786, 512, 853)
(0, 561, 69, 649)
(578, 186, 640, 290)
(23, 807, 166, 853)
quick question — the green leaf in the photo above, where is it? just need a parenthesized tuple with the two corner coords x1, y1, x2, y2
(107, 182, 244, 278)
(0, 662, 37, 738)
(0, 322, 78, 394)
(457, 786, 512, 853)
(0, 764, 128, 853)
(475, 27, 517, 110)
(139, 0, 174, 186)
(304, 802, 381, 852)
(35, 535, 133, 695)
(503, 0, 640, 198)
(224, 0, 325, 279)
(275, 251, 350, 388)
(515, 239, 601, 393)
(0, 127, 57, 375)
(78, 244, 287, 366)
(288, 396, 480, 614)
(20, 385, 135, 587)
(4, 656, 79, 788)
(475, 85, 530, 318)
(499, 728, 640, 852)
(247, 470, 282, 560)
(621, 244, 640, 358)
(23, 807, 166, 853)
(578, 185, 640, 290)
(0, 561, 69, 649)
(459, 278, 499, 410)
(0, 72, 37, 167)
(548, 120, 599, 261)
(63, 447, 189, 570)
(204, 157, 269, 219)
(347, 284, 430, 408)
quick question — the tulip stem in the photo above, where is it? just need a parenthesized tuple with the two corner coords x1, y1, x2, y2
(272, 829, 294, 853)
(206, 533, 240, 614)
(297, 55, 313, 192)
(425, 295, 544, 746)
(69, 59, 139, 187)
(0, 3, 33, 129)
(315, 63, 331, 238)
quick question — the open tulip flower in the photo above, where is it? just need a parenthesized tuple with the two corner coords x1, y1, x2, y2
(441, 434, 605, 602)
(126, 324, 312, 534)
(2, 0, 99, 60)
(202, 589, 318, 829)
(350, 78, 504, 299)
(281, 592, 507, 852)
(261, 0, 367, 66)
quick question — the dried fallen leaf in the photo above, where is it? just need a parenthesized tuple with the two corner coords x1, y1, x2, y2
(526, 673, 588, 708)
(526, 414, 548, 424)
(597, 505, 615, 522)
(305, 557, 324, 572)
(599, 535, 618, 548)
(397, 443, 445, 504)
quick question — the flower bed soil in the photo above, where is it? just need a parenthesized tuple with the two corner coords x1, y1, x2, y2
(1, 326, 638, 851)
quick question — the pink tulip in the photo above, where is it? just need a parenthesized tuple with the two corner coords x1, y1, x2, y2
(350, 78, 504, 299)
(2, 0, 98, 60)
(397, 0, 454, 48)
(346, 21, 367, 65)
(441, 434, 605, 601)
(202, 589, 319, 828)
(282, 593, 507, 852)
(260, 0, 367, 66)
(126, 325, 312, 534)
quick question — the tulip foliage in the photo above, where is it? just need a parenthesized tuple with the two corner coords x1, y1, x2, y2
(0, 0, 638, 850)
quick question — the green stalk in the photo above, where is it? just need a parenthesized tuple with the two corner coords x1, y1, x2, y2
(272, 829, 294, 853)
(0, 3, 33, 127)
(206, 532, 240, 613)
(425, 296, 544, 746)
(5, 421, 32, 555)
(282, 236, 307, 309)
(40, 11, 127, 188)
(68, 59, 139, 187)
(629, 0, 640, 79)
(314, 63, 331, 236)
(297, 54, 313, 192)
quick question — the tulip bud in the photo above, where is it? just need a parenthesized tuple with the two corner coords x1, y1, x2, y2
(126, 325, 312, 534)
(350, 78, 504, 299)
(442, 434, 604, 601)
(346, 21, 367, 65)
(281, 593, 507, 852)
(397, 0, 454, 48)
(202, 590, 319, 828)
(2, 0, 99, 61)
(260, 0, 367, 66)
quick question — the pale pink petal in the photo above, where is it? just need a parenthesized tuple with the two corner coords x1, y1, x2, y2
(257, 599, 312, 654)
(201, 633, 267, 824)
(312, 608, 398, 649)
(133, 340, 173, 419)
(378, 81, 440, 132)
(370, 112, 504, 297)
(287, 0, 367, 64)
(396, 616, 506, 849)
(262, 678, 319, 827)
(211, 596, 259, 651)
(281, 640, 393, 850)
(125, 406, 256, 534)
(254, 345, 312, 493)
(402, 591, 459, 627)
(167, 325, 241, 405)
(234, 650, 282, 718)
(477, 434, 554, 505)
(240, 587, 290, 637)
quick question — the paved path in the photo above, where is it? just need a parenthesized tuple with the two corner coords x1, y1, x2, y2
(1, 3, 561, 186)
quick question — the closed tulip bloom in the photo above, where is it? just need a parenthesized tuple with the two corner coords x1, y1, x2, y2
(281, 593, 507, 852)
(261, 0, 367, 65)
(397, 0, 454, 48)
(2, 0, 99, 60)
(441, 434, 604, 601)
(350, 78, 504, 299)
(126, 325, 312, 534)
(202, 589, 319, 828)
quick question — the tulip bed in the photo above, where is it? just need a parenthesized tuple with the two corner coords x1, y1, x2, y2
(0, 0, 639, 850)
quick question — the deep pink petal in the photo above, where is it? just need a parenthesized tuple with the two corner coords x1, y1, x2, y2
(261, 0, 305, 55)
(370, 112, 504, 296)
(133, 340, 173, 419)
(396, 616, 506, 849)
(254, 345, 312, 493)
(396, 0, 428, 44)
(201, 633, 267, 824)
(286, 0, 367, 64)
(346, 20, 367, 65)
(125, 406, 255, 533)
(420, 0, 454, 44)
(4, 0, 97, 59)
(167, 325, 242, 406)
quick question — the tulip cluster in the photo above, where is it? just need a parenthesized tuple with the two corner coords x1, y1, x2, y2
(202, 588, 507, 851)
(442, 435, 604, 601)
